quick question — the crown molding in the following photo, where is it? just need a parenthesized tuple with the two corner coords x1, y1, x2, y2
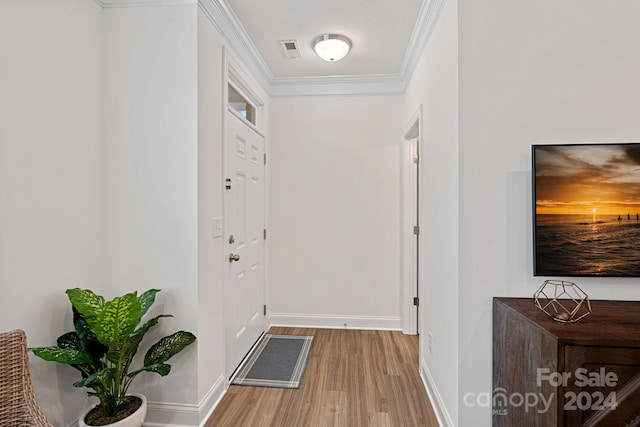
(398, 0, 447, 83)
(198, 0, 273, 91)
(269, 74, 406, 98)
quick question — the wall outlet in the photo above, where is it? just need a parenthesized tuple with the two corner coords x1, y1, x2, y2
(428, 332, 433, 353)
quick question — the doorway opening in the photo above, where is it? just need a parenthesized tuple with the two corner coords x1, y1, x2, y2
(401, 105, 422, 335)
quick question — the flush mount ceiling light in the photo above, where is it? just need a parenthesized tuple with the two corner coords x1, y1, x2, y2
(313, 34, 352, 62)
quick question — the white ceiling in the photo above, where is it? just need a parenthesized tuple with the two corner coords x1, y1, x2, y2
(226, 0, 423, 79)
(97, 0, 445, 96)
(202, 0, 445, 96)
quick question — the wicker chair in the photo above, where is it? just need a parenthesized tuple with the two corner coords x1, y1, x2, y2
(0, 329, 53, 427)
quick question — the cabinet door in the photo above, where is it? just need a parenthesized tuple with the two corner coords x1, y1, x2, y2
(493, 300, 561, 426)
(564, 346, 640, 426)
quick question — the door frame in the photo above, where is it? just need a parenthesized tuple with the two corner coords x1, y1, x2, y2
(401, 105, 422, 335)
(222, 47, 267, 378)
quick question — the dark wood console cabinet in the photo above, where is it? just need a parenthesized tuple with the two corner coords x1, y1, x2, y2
(493, 297, 640, 426)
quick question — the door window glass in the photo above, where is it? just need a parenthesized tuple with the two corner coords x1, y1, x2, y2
(228, 84, 256, 125)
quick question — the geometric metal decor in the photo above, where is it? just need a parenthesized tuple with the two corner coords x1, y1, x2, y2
(534, 280, 592, 323)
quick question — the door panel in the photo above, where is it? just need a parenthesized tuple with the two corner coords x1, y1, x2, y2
(224, 112, 265, 376)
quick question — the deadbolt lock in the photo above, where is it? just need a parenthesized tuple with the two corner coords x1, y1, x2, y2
(229, 253, 240, 262)
(229, 234, 235, 244)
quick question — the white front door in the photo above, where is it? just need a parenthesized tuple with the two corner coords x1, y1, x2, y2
(224, 111, 266, 377)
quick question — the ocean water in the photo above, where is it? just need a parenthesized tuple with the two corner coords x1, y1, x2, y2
(535, 214, 640, 276)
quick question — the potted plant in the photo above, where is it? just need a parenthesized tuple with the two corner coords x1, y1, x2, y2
(30, 288, 196, 426)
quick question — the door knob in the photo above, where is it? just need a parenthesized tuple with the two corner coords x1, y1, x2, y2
(229, 253, 240, 262)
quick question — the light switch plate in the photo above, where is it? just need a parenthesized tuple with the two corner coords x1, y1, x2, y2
(212, 218, 223, 238)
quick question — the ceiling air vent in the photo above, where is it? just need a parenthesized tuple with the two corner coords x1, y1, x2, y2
(279, 40, 302, 59)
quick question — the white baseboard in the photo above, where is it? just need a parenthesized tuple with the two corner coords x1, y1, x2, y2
(144, 400, 197, 426)
(269, 313, 402, 331)
(143, 374, 227, 427)
(420, 359, 455, 427)
(198, 375, 228, 427)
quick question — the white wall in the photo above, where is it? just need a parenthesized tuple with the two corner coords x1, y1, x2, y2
(196, 6, 227, 422)
(102, 4, 200, 424)
(0, 1, 104, 425)
(458, 0, 640, 425)
(401, 0, 459, 425)
(268, 96, 403, 330)
(0, 2, 265, 425)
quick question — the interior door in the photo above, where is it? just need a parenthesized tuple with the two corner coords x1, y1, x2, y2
(224, 111, 266, 377)
(401, 133, 420, 335)
(411, 137, 419, 333)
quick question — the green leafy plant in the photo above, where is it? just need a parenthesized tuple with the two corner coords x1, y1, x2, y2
(30, 288, 196, 419)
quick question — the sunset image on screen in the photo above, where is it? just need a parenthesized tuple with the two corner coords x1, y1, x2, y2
(535, 145, 640, 216)
(533, 143, 640, 277)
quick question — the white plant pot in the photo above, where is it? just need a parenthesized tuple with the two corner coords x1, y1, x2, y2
(78, 393, 147, 427)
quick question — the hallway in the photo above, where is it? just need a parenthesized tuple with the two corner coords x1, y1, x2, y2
(206, 327, 439, 426)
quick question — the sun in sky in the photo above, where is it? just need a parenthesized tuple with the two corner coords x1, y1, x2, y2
(535, 144, 640, 215)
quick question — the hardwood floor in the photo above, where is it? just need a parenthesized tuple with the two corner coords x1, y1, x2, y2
(205, 327, 439, 427)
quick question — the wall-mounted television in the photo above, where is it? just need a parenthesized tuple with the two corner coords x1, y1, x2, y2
(532, 143, 640, 277)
